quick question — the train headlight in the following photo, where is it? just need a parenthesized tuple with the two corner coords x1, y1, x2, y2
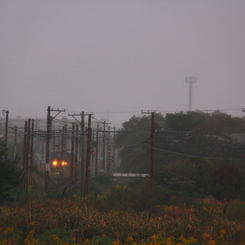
(52, 160, 58, 167)
(61, 161, 67, 166)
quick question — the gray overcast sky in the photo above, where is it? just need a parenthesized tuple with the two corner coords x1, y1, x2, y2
(1, 1, 245, 127)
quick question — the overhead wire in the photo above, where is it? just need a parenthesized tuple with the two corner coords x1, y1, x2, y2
(142, 144, 244, 161)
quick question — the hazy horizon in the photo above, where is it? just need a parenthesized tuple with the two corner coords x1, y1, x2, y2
(1, 1, 245, 127)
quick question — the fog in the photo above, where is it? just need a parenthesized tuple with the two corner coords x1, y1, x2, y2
(1, 1, 245, 127)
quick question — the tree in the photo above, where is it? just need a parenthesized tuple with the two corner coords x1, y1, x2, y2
(117, 112, 245, 174)
(164, 111, 204, 132)
(154, 158, 245, 202)
(0, 139, 23, 204)
(158, 111, 245, 160)
(116, 116, 151, 173)
(116, 115, 165, 173)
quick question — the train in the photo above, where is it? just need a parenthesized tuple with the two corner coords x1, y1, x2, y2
(50, 150, 70, 171)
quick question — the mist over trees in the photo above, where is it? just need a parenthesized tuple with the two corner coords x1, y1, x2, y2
(116, 111, 245, 201)
(2, 110, 245, 204)
(117, 111, 245, 172)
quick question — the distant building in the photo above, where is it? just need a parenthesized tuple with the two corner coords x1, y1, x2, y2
(113, 173, 149, 181)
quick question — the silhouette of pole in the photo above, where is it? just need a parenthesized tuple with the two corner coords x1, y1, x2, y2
(141, 110, 155, 184)
(81, 112, 85, 197)
(2, 110, 9, 152)
(95, 123, 99, 176)
(185, 77, 197, 111)
(84, 114, 92, 197)
(69, 123, 75, 189)
(150, 112, 155, 183)
(45, 106, 65, 193)
(45, 106, 51, 193)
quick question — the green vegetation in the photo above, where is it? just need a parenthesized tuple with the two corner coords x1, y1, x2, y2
(154, 159, 245, 202)
(116, 111, 245, 173)
(1, 196, 245, 244)
(1, 111, 245, 244)
(0, 139, 23, 204)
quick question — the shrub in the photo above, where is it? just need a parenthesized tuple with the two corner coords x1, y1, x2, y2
(225, 199, 245, 221)
(37, 228, 74, 244)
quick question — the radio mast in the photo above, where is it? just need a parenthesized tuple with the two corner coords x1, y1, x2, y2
(185, 76, 197, 111)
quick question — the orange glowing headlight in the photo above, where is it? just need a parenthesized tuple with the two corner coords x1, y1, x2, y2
(62, 161, 67, 166)
(52, 160, 58, 166)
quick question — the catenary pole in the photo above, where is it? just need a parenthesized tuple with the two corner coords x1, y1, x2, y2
(84, 114, 92, 197)
(29, 119, 34, 186)
(141, 110, 155, 183)
(95, 123, 99, 176)
(45, 107, 51, 193)
(23, 121, 27, 190)
(2, 110, 9, 160)
(74, 124, 79, 193)
(70, 123, 75, 189)
(45, 106, 65, 194)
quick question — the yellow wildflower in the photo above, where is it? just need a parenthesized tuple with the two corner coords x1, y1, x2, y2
(186, 237, 198, 244)
(202, 233, 211, 240)
(0, 240, 8, 245)
(125, 236, 134, 245)
(112, 241, 121, 245)
(164, 236, 174, 243)
(83, 239, 90, 245)
(3, 227, 14, 234)
(179, 235, 187, 242)
(24, 238, 30, 244)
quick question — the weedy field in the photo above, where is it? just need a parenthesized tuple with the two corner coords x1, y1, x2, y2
(1, 196, 245, 244)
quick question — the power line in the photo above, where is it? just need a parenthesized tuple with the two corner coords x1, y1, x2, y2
(143, 144, 244, 161)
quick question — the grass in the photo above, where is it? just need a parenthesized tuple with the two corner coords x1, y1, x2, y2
(1, 196, 245, 244)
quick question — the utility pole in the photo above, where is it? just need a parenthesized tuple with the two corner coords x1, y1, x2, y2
(141, 110, 155, 183)
(45, 106, 65, 194)
(14, 126, 17, 157)
(2, 110, 9, 155)
(62, 117, 67, 178)
(74, 124, 79, 193)
(29, 119, 34, 186)
(84, 114, 92, 197)
(81, 112, 85, 197)
(107, 126, 111, 172)
(112, 126, 116, 173)
(23, 121, 27, 190)
(22, 118, 33, 190)
(102, 121, 106, 170)
(95, 123, 99, 176)
(150, 112, 155, 183)
(101, 121, 111, 171)
(26, 119, 31, 190)
(69, 123, 75, 189)
(60, 125, 65, 180)
(68, 112, 90, 196)
(99, 126, 115, 173)
(45, 107, 51, 194)
(185, 77, 197, 111)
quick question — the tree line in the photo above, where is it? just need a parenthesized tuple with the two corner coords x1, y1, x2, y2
(116, 111, 245, 202)
(1, 110, 245, 204)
